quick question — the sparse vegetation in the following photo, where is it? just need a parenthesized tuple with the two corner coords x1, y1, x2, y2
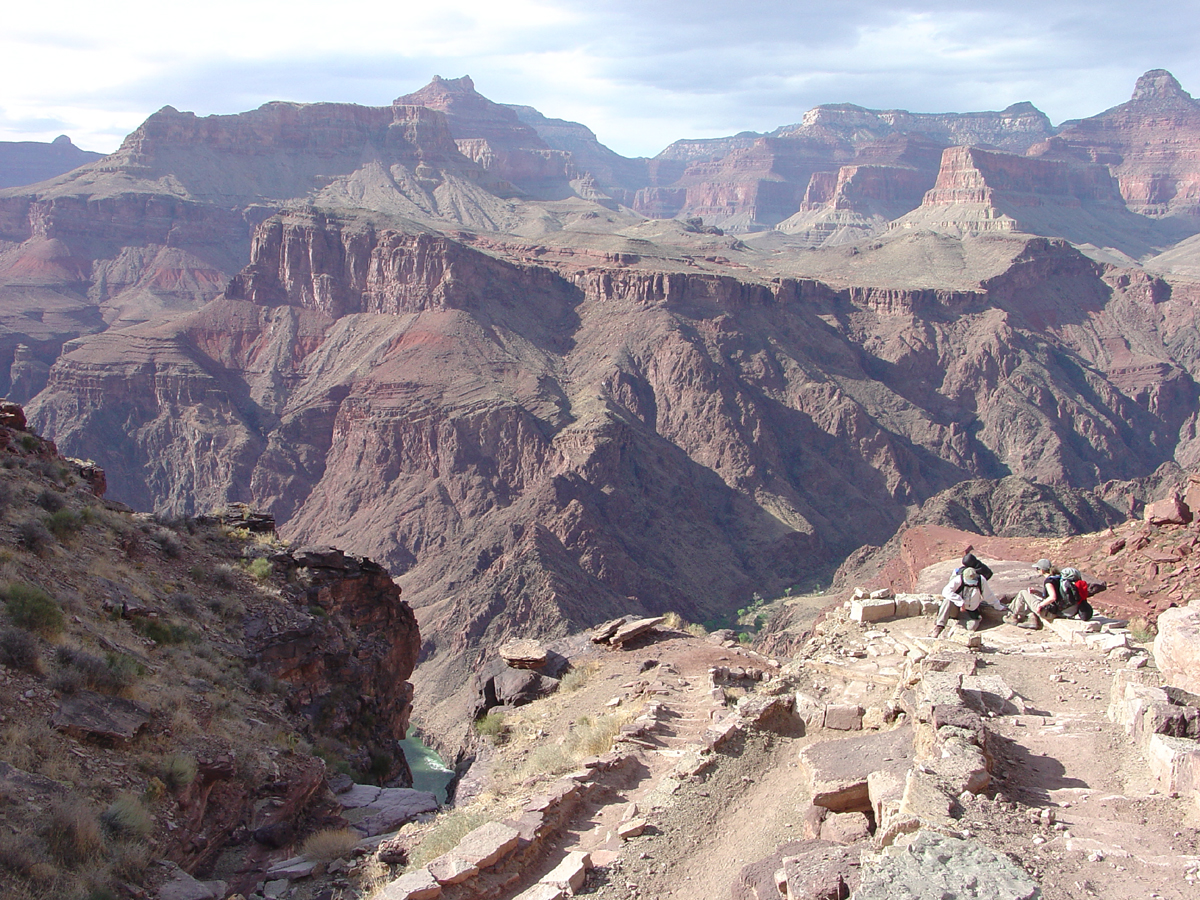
(100, 795, 153, 838)
(35, 489, 65, 513)
(17, 519, 52, 554)
(160, 753, 197, 791)
(559, 660, 600, 692)
(0, 628, 41, 673)
(44, 797, 103, 866)
(1129, 616, 1157, 643)
(247, 556, 273, 581)
(47, 508, 81, 539)
(474, 709, 507, 741)
(133, 617, 195, 646)
(405, 811, 490, 870)
(52, 647, 141, 696)
(301, 827, 361, 862)
(3, 582, 64, 636)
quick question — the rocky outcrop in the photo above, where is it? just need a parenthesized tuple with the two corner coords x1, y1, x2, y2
(1032, 70, 1200, 219)
(247, 546, 421, 784)
(0, 135, 102, 190)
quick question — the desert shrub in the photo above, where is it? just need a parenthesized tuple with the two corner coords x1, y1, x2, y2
(521, 744, 573, 779)
(1129, 616, 1157, 643)
(44, 797, 104, 865)
(0, 482, 14, 515)
(559, 660, 600, 693)
(160, 753, 197, 791)
(4, 583, 63, 635)
(168, 592, 198, 617)
(247, 557, 272, 581)
(147, 526, 184, 558)
(47, 509, 81, 539)
(18, 434, 39, 453)
(35, 489, 65, 513)
(53, 647, 141, 695)
(474, 709, 507, 741)
(301, 827, 360, 862)
(100, 795, 152, 838)
(565, 713, 626, 758)
(686, 622, 708, 638)
(109, 839, 152, 883)
(406, 811, 490, 869)
(0, 830, 47, 880)
(662, 611, 685, 630)
(0, 627, 41, 673)
(17, 519, 52, 554)
(133, 617, 194, 646)
(210, 564, 240, 589)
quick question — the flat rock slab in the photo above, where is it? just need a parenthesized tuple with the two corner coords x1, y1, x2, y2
(380, 868, 442, 900)
(499, 639, 549, 669)
(427, 853, 479, 885)
(853, 830, 1039, 900)
(799, 725, 913, 812)
(1155, 605, 1200, 695)
(851, 598, 895, 623)
(52, 690, 150, 743)
(611, 616, 665, 646)
(158, 870, 227, 900)
(514, 885, 565, 900)
(541, 850, 591, 892)
(455, 821, 520, 869)
(348, 788, 439, 836)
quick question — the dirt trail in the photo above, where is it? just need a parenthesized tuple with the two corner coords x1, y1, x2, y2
(497, 613, 1200, 900)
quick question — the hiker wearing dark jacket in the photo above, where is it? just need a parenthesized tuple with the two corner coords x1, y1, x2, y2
(1037, 566, 1093, 621)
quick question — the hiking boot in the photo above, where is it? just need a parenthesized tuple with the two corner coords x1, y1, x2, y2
(1017, 620, 1040, 630)
(929, 624, 945, 638)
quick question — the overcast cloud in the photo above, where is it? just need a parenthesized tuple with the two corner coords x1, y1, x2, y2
(2, 0, 1198, 157)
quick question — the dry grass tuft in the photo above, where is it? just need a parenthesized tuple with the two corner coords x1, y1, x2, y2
(559, 660, 600, 693)
(301, 827, 361, 862)
(404, 810, 490, 870)
(100, 794, 152, 838)
(44, 796, 104, 866)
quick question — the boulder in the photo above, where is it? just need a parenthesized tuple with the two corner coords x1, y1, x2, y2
(1145, 494, 1192, 526)
(380, 868, 442, 900)
(427, 854, 479, 885)
(499, 639, 549, 669)
(798, 725, 913, 812)
(610, 616, 666, 647)
(494, 668, 560, 707)
(52, 691, 150, 743)
(850, 598, 895, 623)
(819, 811, 872, 845)
(346, 788, 440, 837)
(1154, 605, 1200, 695)
(854, 830, 1039, 900)
(823, 704, 864, 731)
(540, 850, 591, 893)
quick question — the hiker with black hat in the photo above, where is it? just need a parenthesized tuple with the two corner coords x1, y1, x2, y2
(931, 563, 1007, 637)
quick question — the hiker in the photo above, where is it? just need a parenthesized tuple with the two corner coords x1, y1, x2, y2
(1006, 558, 1056, 628)
(931, 563, 1007, 637)
(1036, 566, 1094, 621)
(1007, 560, 1096, 628)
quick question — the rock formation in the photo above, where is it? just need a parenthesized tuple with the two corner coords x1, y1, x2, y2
(0, 135, 102, 189)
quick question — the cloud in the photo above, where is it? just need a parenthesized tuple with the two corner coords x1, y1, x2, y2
(1, 0, 1198, 157)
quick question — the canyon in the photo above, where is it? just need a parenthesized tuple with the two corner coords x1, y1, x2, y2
(2, 69, 1200, 739)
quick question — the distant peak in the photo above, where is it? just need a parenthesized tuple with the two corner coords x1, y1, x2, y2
(51, 135, 73, 146)
(1132, 69, 1191, 102)
(429, 75, 476, 93)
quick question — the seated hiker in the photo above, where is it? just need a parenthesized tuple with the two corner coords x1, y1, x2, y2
(1006, 558, 1056, 628)
(1036, 566, 1094, 622)
(932, 563, 1007, 637)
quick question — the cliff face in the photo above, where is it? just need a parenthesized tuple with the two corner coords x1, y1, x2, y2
(28, 219, 1199, 725)
(1031, 70, 1200, 219)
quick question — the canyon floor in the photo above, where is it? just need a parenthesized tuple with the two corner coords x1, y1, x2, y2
(336, 592, 1200, 900)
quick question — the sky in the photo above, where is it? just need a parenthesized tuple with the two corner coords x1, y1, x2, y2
(3, 0, 1199, 159)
